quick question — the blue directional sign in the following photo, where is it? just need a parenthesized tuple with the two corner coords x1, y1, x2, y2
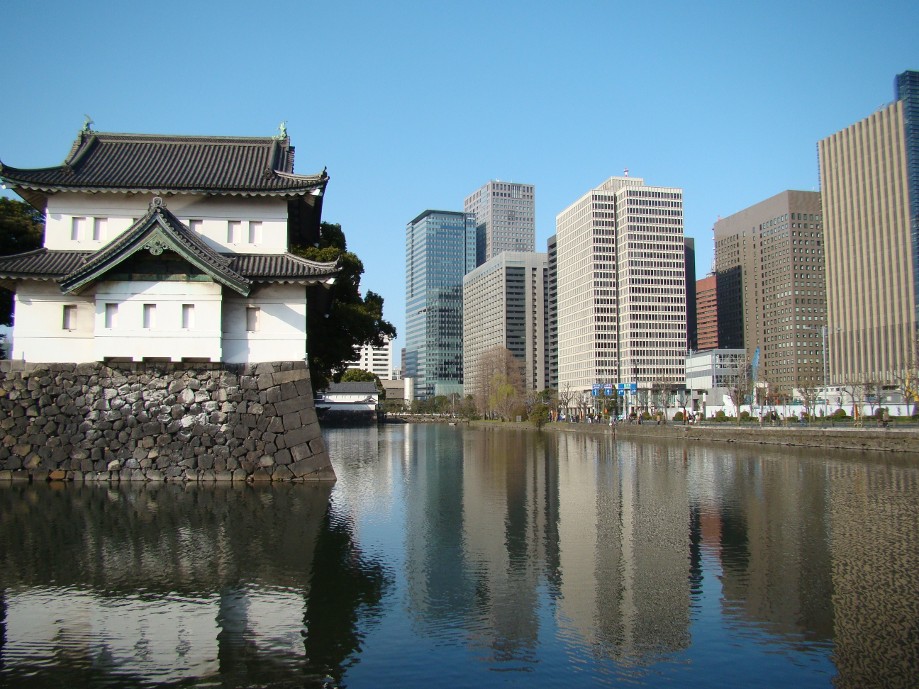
(591, 384, 601, 397)
(630, 382, 637, 393)
(603, 383, 613, 396)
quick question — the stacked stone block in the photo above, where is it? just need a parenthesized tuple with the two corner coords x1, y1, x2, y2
(0, 361, 334, 483)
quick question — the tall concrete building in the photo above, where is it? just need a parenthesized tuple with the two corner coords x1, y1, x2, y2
(346, 338, 394, 380)
(546, 234, 559, 390)
(684, 238, 698, 351)
(819, 70, 918, 385)
(714, 190, 825, 392)
(695, 275, 719, 351)
(556, 176, 686, 398)
(405, 210, 476, 399)
(464, 181, 535, 267)
(462, 252, 549, 396)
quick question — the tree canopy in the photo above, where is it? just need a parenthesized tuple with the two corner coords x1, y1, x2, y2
(293, 222, 396, 391)
(0, 198, 44, 326)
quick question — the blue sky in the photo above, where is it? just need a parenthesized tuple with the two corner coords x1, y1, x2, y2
(2, 1, 917, 362)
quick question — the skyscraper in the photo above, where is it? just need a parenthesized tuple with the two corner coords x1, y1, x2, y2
(464, 181, 535, 266)
(462, 251, 549, 397)
(695, 275, 719, 351)
(556, 176, 686, 398)
(684, 237, 697, 351)
(405, 210, 476, 399)
(713, 191, 825, 392)
(819, 71, 918, 385)
(895, 70, 919, 325)
(546, 234, 559, 390)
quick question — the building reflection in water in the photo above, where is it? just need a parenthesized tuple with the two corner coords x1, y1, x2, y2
(2, 426, 917, 688)
(0, 481, 387, 688)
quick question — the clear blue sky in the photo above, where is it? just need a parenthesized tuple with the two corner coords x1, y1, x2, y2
(2, 1, 917, 362)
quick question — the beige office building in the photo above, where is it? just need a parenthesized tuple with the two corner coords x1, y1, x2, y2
(556, 176, 686, 397)
(462, 251, 548, 396)
(713, 191, 825, 393)
(819, 100, 917, 384)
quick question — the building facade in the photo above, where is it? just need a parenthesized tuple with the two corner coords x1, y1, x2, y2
(819, 72, 917, 385)
(556, 176, 686, 398)
(895, 70, 919, 325)
(464, 181, 535, 267)
(462, 251, 548, 396)
(695, 274, 719, 351)
(404, 210, 476, 399)
(546, 234, 559, 390)
(0, 128, 338, 364)
(684, 237, 697, 351)
(346, 338, 394, 380)
(714, 190, 825, 393)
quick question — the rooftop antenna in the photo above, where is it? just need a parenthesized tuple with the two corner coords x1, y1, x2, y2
(623, 167, 629, 177)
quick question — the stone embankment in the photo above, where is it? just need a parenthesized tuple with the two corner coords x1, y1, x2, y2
(464, 419, 919, 455)
(0, 361, 334, 483)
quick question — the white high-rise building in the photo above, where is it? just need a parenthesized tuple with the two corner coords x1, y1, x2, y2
(556, 176, 686, 399)
(462, 252, 549, 396)
(464, 181, 535, 267)
(346, 338, 394, 380)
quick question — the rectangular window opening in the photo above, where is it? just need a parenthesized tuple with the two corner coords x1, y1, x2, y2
(62, 305, 77, 330)
(246, 306, 260, 332)
(227, 220, 242, 244)
(92, 217, 106, 242)
(104, 303, 118, 329)
(182, 303, 195, 329)
(71, 217, 86, 241)
(248, 221, 262, 244)
(143, 303, 156, 329)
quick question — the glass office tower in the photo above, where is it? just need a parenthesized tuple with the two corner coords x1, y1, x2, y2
(405, 210, 477, 400)
(895, 69, 919, 322)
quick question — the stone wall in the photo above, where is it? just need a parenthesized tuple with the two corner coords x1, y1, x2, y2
(0, 361, 334, 483)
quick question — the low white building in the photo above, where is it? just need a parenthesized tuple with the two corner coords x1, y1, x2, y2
(685, 349, 745, 416)
(0, 127, 337, 364)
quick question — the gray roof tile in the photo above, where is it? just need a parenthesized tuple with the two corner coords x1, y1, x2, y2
(0, 131, 327, 197)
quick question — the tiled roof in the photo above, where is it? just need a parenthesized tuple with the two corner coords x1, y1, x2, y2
(230, 254, 340, 282)
(0, 131, 328, 199)
(0, 249, 90, 280)
(326, 382, 379, 394)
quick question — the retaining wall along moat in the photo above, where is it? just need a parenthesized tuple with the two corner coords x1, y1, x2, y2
(0, 361, 334, 483)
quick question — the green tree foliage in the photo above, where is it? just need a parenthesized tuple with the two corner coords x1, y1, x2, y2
(528, 403, 551, 429)
(293, 222, 396, 391)
(0, 198, 44, 326)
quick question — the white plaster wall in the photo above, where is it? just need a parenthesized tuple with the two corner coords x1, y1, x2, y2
(222, 284, 307, 363)
(45, 192, 289, 254)
(93, 281, 223, 362)
(11, 282, 96, 363)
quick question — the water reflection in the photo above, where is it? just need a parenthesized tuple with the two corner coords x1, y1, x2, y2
(2, 426, 918, 688)
(325, 426, 919, 688)
(0, 481, 387, 688)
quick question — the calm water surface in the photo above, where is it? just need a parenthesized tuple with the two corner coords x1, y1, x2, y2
(1, 424, 918, 688)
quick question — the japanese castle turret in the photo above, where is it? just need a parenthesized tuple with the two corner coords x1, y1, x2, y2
(0, 125, 339, 482)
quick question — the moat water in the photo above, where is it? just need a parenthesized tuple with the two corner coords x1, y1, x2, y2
(1, 424, 917, 688)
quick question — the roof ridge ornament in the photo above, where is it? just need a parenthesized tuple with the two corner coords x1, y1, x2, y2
(143, 237, 169, 256)
(150, 196, 166, 210)
(82, 115, 93, 133)
(275, 121, 287, 140)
